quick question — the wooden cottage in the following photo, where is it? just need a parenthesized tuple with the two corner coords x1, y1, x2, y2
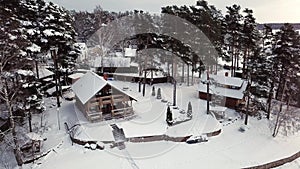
(198, 73, 248, 108)
(72, 71, 137, 122)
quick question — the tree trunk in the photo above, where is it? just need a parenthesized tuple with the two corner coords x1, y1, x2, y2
(273, 81, 287, 137)
(4, 87, 23, 166)
(187, 64, 189, 86)
(191, 66, 194, 86)
(181, 62, 184, 83)
(243, 48, 248, 78)
(244, 81, 251, 125)
(275, 73, 283, 100)
(35, 59, 39, 80)
(267, 83, 274, 119)
(231, 39, 234, 77)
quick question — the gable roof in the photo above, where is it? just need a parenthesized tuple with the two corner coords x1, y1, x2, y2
(72, 71, 136, 104)
(199, 74, 247, 99)
(72, 71, 107, 104)
(203, 73, 244, 88)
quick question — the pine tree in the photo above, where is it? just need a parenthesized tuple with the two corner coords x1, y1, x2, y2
(0, 1, 31, 166)
(187, 101, 192, 118)
(256, 24, 276, 119)
(273, 23, 300, 101)
(166, 106, 173, 126)
(224, 4, 243, 76)
(241, 8, 259, 78)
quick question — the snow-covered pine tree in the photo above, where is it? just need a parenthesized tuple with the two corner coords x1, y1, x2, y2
(0, 1, 31, 166)
(273, 23, 300, 101)
(187, 101, 192, 118)
(257, 24, 276, 119)
(224, 4, 243, 76)
(271, 24, 300, 136)
(151, 86, 156, 96)
(166, 106, 173, 126)
(157, 88, 162, 99)
(241, 8, 259, 78)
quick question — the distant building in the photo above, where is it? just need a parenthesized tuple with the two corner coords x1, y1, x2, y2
(198, 73, 248, 108)
(124, 48, 137, 57)
(68, 73, 85, 84)
(72, 71, 137, 122)
(74, 43, 88, 62)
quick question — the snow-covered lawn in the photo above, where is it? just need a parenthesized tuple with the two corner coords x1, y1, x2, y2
(23, 81, 300, 169)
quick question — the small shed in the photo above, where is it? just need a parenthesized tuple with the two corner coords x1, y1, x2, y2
(199, 74, 247, 108)
(68, 73, 85, 84)
(72, 71, 137, 122)
(21, 132, 43, 157)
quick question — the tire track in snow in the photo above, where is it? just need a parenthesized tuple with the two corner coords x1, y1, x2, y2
(121, 149, 140, 169)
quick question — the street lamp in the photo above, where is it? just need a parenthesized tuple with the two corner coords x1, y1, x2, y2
(50, 47, 61, 130)
(200, 70, 212, 114)
(173, 77, 176, 106)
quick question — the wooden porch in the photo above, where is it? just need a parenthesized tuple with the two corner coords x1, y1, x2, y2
(85, 94, 134, 122)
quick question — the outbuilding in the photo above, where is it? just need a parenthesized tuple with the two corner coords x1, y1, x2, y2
(198, 73, 248, 109)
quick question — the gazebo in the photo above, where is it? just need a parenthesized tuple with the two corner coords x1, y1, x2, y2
(72, 71, 137, 122)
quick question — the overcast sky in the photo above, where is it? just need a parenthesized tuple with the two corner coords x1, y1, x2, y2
(49, 0, 300, 23)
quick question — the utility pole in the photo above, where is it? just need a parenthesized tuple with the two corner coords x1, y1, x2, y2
(244, 90, 250, 125)
(142, 70, 146, 97)
(173, 78, 176, 106)
(206, 69, 210, 114)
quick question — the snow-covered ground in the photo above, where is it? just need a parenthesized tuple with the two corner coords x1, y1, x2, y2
(20, 80, 300, 169)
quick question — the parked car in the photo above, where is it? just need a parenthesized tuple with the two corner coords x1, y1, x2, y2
(186, 134, 208, 144)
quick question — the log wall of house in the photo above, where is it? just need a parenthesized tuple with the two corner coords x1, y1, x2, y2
(199, 92, 240, 109)
(75, 96, 87, 116)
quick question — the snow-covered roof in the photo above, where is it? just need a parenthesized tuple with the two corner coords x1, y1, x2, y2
(92, 57, 131, 68)
(36, 67, 54, 79)
(124, 48, 137, 57)
(210, 106, 227, 112)
(72, 71, 107, 104)
(204, 73, 244, 88)
(199, 74, 247, 99)
(115, 52, 123, 57)
(17, 69, 34, 76)
(68, 73, 85, 79)
(26, 132, 43, 141)
(74, 43, 87, 49)
(72, 71, 136, 104)
(74, 69, 91, 73)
